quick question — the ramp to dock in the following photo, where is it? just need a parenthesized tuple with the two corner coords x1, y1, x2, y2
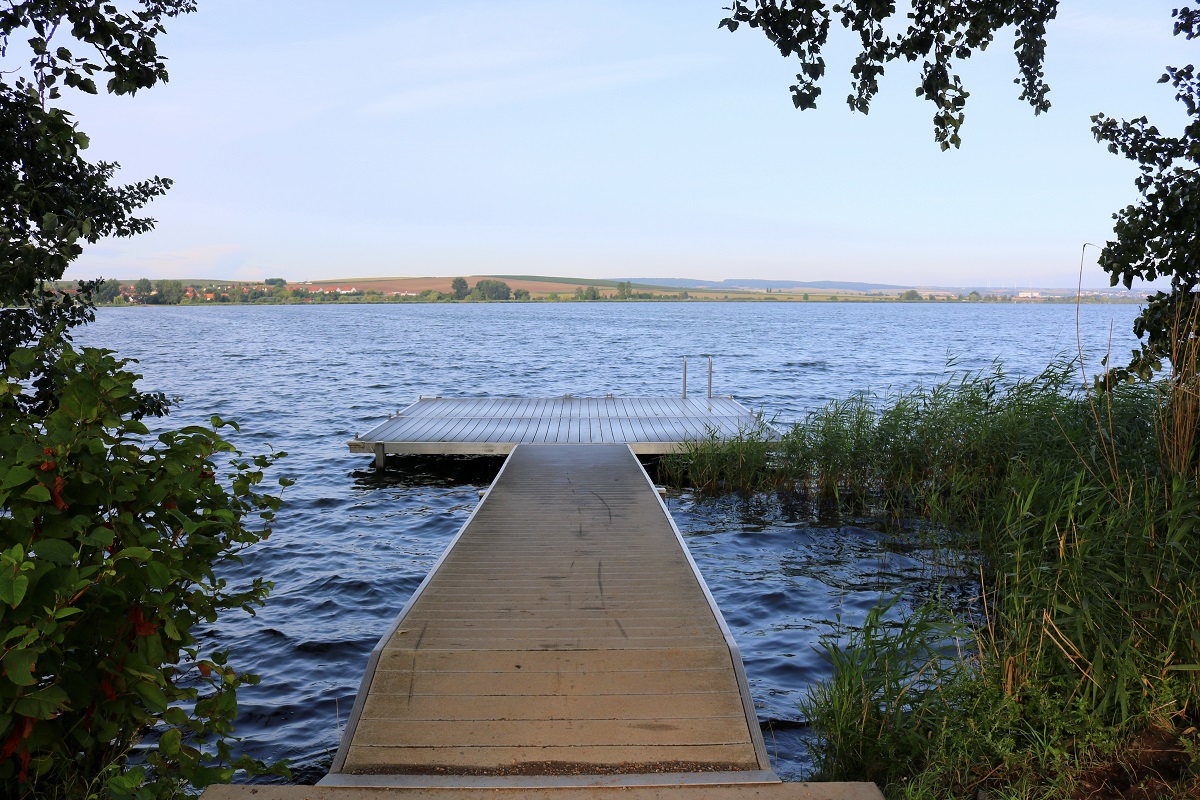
(326, 443, 768, 779)
(201, 442, 884, 800)
(348, 396, 767, 456)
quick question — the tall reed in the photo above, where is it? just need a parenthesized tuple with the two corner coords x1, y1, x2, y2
(662, 352, 1200, 797)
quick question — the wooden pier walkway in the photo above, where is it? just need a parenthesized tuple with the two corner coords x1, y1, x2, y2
(202, 417, 881, 799)
(326, 444, 767, 779)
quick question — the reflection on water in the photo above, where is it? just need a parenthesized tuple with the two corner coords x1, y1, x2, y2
(669, 492, 979, 781)
(75, 302, 1138, 782)
(352, 454, 508, 490)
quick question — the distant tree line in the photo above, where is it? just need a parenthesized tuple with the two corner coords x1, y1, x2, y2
(76, 278, 1137, 307)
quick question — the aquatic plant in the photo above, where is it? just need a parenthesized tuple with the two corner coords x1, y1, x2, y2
(659, 417, 780, 494)
(661, 341, 1200, 797)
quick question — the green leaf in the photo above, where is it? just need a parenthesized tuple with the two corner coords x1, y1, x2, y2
(162, 706, 188, 726)
(144, 560, 171, 589)
(191, 765, 235, 788)
(1, 465, 35, 491)
(0, 572, 29, 607)
(14, 685, 69, 719)
(113, 547, 151, 561)
(2, 648, 38, 687)
(131, 680, 168, 712)
(33, 538, 76, 564)
(1, 626, 29, 645)
(158, 727, 181, 755)
(107, 766, 144, 795)
(83, 526, 115, 548)
(22, 484, 51, 502)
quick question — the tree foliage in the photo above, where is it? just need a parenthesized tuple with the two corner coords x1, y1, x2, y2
(725, 3, 1199, 381)
(720, 0, 1056, 149)
(1093, 8, 1200, 381)
(1, 3, 289, 797)
(473, 279, 511, 301)
(2, 0, 193, 408)
(450, 277, 469, 300)
(0, 0, 194, 305)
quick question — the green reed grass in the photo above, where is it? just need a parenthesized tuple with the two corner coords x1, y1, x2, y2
(660, 353, 1200, 797)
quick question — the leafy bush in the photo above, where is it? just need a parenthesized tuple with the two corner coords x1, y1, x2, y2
(473, 280, 511, 301)
(0, 336, 290, 799)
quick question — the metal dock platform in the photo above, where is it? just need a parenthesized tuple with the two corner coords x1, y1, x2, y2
(348, 396, 766, 459)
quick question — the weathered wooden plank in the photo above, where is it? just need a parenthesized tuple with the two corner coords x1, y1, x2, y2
(374, 647, 734, 673)
(330, 444, 769, 778)
(206, 784, 887, 800)
(358, 691, 748, 723)
(367, 668, 738, 696)
(349, 718, 752, 748)
(343, 743, 759, 771)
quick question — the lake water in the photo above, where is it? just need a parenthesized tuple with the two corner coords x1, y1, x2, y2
(78, 301, 1141, 782)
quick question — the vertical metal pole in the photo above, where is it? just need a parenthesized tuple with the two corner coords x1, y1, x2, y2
(707, 356, 713, 399)
(682, 357, 688, 399)
(373, 442, 385, 469)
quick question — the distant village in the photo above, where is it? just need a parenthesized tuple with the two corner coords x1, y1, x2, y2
(74, 277, 1144, 305)
(86, 277, 423, 304)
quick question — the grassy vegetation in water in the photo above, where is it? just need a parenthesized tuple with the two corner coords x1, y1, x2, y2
(660, 346, 1200, 797)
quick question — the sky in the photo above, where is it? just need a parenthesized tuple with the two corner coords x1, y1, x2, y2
(55, 1, 1194, 289)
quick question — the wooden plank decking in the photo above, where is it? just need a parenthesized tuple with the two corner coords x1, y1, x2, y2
(348, 397, 768, 456)
(199, 441, 885, 800)
(326, 443, 769, 781)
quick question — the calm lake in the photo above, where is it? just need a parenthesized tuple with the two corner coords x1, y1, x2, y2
(79, 301, 1141, 782)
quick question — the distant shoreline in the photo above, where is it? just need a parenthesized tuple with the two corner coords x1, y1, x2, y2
(88, 294, 1143, 307)
(61, 274, 1146, 307)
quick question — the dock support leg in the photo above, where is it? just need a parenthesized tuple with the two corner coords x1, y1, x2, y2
(373, 443, 385, 469)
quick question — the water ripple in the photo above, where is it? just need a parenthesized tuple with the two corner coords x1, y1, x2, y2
(76, 302, 1140, 782)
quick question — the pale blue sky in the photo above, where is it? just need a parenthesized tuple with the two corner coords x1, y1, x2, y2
(63, 1, 1190, 288)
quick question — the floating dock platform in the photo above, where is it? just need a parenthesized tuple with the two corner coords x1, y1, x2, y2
(348, 396, 767, 459)
(201, 400, 880, 800)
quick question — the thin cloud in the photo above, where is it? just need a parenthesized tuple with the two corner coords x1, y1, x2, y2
(361, 54, 707, 116)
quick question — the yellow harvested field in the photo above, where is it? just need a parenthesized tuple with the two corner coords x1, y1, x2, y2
(299, 276, 864, 300)
(305, 276, 624, 295)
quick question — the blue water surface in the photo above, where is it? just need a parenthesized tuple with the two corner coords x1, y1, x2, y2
(77, 301, 1141, 782)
